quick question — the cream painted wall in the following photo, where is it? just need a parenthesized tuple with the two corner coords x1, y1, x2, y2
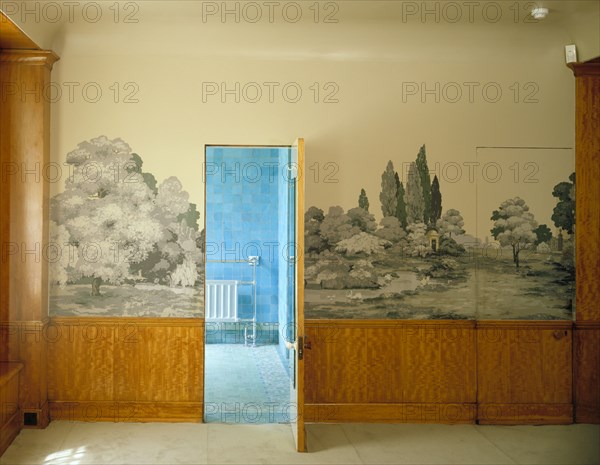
(11, 1, 593, 237)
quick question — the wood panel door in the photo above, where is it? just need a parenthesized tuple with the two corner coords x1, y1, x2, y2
(288, 138, 306, 452)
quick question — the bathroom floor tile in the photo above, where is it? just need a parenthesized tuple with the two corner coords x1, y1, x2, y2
(204, 344, 289, 424)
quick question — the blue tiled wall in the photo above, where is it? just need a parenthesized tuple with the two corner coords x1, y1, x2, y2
(205, 147, 290, 324)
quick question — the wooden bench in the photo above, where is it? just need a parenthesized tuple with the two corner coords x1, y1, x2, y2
(0, 362, 23, 456)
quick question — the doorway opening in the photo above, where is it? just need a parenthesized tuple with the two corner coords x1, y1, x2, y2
(203, 145, 296, 424)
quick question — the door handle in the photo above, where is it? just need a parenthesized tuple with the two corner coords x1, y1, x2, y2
(284, 336, 307, 360)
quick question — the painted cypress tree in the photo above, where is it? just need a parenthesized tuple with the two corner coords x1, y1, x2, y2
(430, 175, 442, 226)
(379, 161, 397, 217)
(394, 172, 408, 229)
(415, 145, 432, 225)
(406, 162, 424, 224)
(358, 188, 369, 211)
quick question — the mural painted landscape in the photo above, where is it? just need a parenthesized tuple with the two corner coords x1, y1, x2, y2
(304, 146, 575, 320)
(49, 137, 574, 321)
(49, 136, 204, 317)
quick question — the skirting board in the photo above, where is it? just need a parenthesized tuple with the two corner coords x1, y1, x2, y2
(575, 405, 600, 424)
(304, 403, 573, 425)
(304, 403, 477, 424)
(477, 403, 573, 424)
(49, 401, 203, 423)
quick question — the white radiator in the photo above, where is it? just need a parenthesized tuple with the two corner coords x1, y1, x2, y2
(205, 280, 239, 322)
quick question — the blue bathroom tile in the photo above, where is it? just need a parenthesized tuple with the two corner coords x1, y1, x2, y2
(205, 146, 295, 324)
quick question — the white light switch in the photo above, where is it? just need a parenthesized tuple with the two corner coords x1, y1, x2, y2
(565, 45, 577, 64)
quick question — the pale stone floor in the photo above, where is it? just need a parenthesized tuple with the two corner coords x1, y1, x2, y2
(1, 421, 598, 465)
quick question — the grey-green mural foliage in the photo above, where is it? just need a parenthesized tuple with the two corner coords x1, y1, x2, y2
(304, 146, 575, 321)
(405, 162, 424, 224)
(49, 136, 204, 317)
(379, 161, 397, 217)
(490, 197, 537, 269)
(551, 172, 576, 234)
(394, 174, 408, 229)
(416, 145, 432, 225)
(358, 188, 369, 212)
(430, 175, 442, 226)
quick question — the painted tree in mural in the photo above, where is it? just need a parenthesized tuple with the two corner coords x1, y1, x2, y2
(430, 175, 442, 226)
(347, 207, 377, 233)
(416, 145, 432, 225)
(405, 162, 424, 224)
(551, 172, 576, 235)
(375, 216, 406, 243)
(305, 206, 326, 253)
(319, 206, 360, 249)
(130, 152, 158, 193)
(358, 188, 370, 211)
(534, 224, 553, 245)
(50, 136, 201, 295)
(152, 177, 201, 287)
(48, 221, 75, 287)
(380, 161, 397, 217)
(336, 232, 389, 255)
(490, 197, 538, 269)
(50, 137, 162, 295)
(406, 222, 430, 257)
(437, 209, 465, 238)
(394, 172, 408, 229)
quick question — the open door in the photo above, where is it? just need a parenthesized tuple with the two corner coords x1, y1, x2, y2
(287, 138, 306, 452)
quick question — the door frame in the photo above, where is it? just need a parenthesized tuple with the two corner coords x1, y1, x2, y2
(202, 142, 306, 451)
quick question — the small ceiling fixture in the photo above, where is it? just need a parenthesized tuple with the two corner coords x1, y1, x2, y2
(531, 7, 549, 19)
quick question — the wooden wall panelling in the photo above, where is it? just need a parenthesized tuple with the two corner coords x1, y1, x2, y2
(571, 61, 600, 323)
(477, 321, 573, 424)
(48, 318, 203, 423)
(366, 326, 402, 403)
(569, 60, 600, 424)
(47, 319, 115, 402)
(312, 324, 368, 405)
(0, 362, 23, 455)
(0, 54, 14, 362)
(114, 323, 202, 401)
(574, 323, 600, 423)
(0, 49, 58, 429)
(400, 322, 476, 405)
(0, 134, 8, 361)
(304, 320, 476, 424)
